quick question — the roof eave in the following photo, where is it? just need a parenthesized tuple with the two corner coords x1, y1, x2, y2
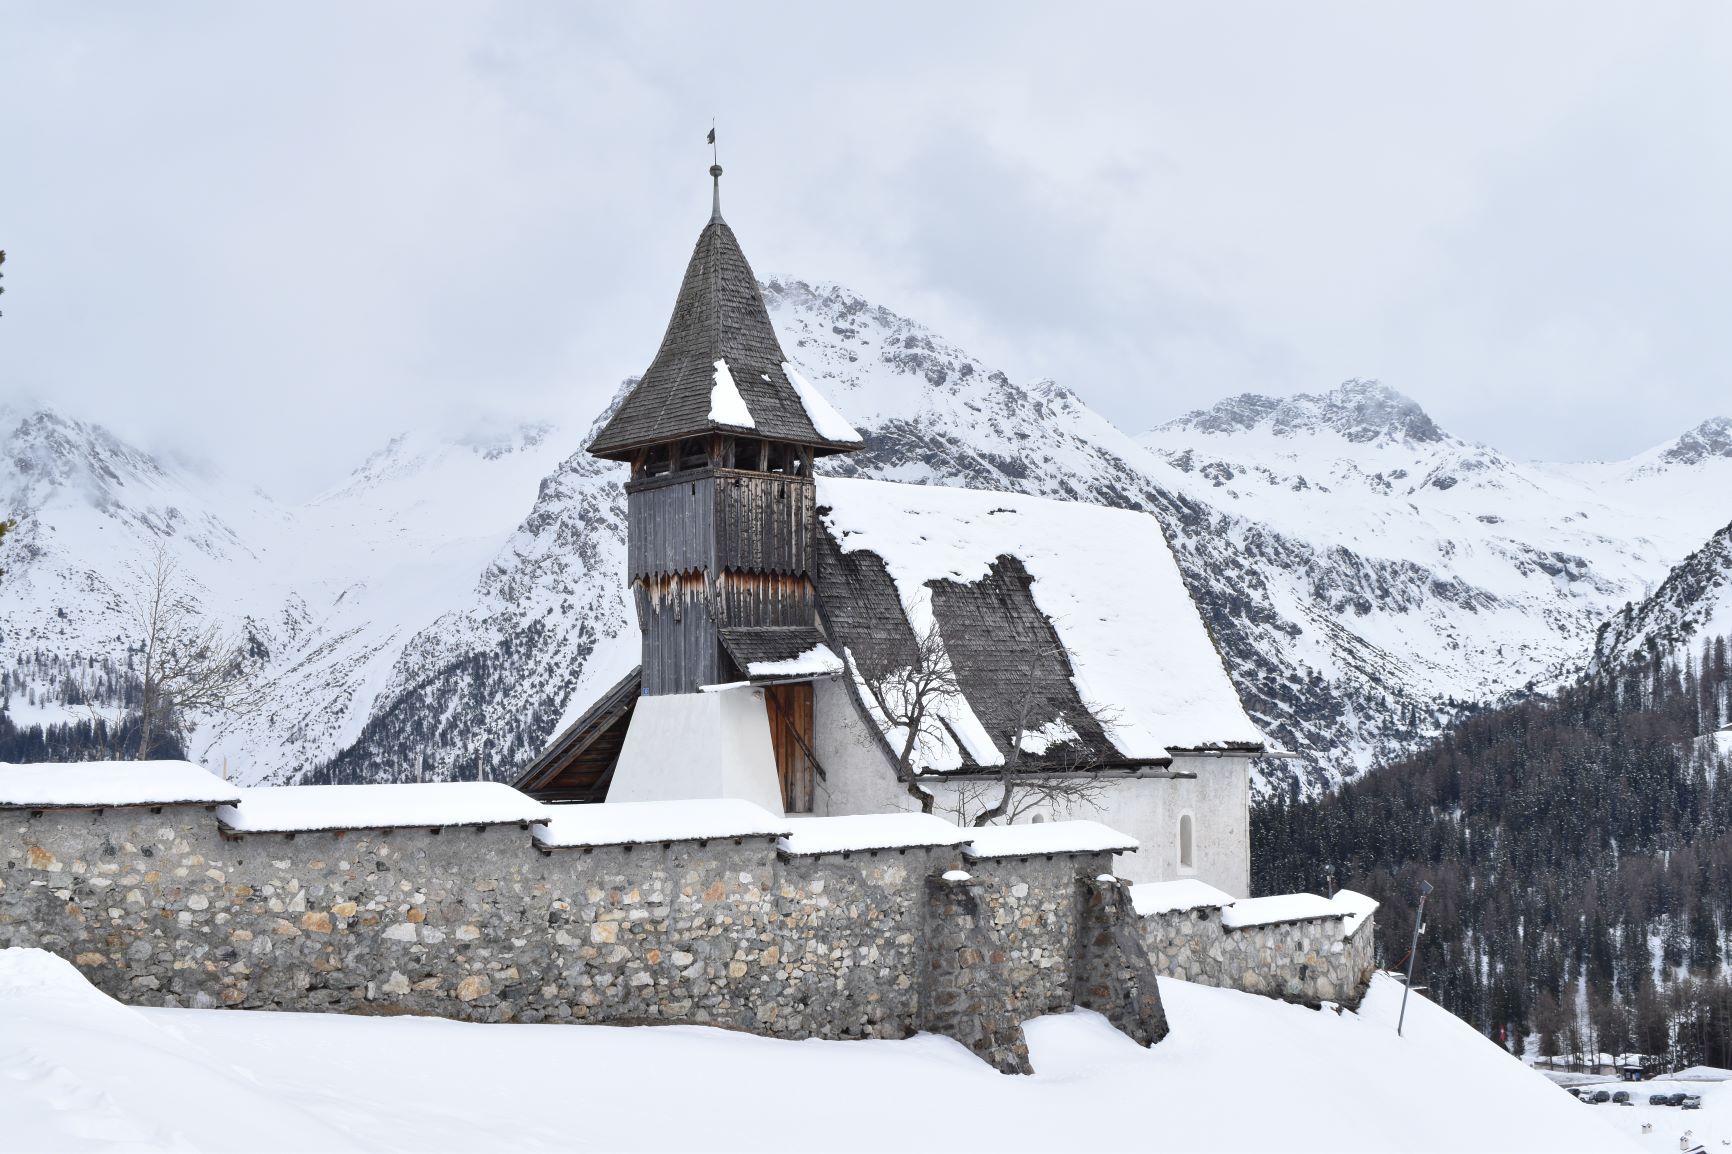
(587, 424, 862, 462)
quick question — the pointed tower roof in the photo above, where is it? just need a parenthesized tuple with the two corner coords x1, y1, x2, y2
(588, 166, 863, 461)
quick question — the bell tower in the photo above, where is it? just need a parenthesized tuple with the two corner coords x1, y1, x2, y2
(586, 163, 862, 811)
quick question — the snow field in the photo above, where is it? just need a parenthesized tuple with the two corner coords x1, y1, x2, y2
(1557, 1076, 1731, 1153)
(0, 949, 1631, 1153)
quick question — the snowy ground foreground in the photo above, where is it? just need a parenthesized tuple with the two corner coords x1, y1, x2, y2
(2, 949, 1631, 1154)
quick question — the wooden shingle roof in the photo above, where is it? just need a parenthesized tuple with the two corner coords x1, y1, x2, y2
(719, 626, 832, 679)
(815, 530, 1146, 775)
(587, 196, 862, 460)
(511, 667, 641, 803)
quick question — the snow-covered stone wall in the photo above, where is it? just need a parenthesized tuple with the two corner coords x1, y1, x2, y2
(1137, 897, 1377, 1008)
(0, 802, 1165, 1074)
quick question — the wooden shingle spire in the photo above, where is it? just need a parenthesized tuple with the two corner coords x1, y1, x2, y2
(587, 165, 862, 461)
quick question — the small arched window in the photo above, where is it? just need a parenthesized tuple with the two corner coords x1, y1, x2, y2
(1179, 814, 1194, 870)
(1030, 813, 1046, 824)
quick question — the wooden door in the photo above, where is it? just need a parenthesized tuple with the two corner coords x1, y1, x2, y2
(765, 682, 815, 813)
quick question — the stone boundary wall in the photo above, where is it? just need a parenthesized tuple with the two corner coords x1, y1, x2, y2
(1138, 901, 1377, 1008)
(0, 804, 1168, 1074)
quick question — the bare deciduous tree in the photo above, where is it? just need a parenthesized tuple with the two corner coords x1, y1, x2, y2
(855, 611, 957, 814)
(954, 634, 1113, 827)
(855, 602, 1112, 825)
(127, 543, 255, 759)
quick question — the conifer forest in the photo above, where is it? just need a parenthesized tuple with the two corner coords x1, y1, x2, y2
(1256, 631, 1732, 1065)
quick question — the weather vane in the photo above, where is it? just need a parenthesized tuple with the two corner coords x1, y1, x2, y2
(707, 121, 723, 223)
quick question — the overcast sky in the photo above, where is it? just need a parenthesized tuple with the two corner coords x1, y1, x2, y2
(3, 3, 1730, 499)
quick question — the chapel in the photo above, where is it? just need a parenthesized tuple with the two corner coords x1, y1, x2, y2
(515, 163, 1267, 892)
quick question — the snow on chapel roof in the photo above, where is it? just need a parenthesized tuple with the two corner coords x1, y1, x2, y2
(0, 760, 241, 810)
(815, 476, 1265, 774)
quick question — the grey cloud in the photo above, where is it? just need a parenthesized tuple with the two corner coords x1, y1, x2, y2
(2, 2, 1729, 498)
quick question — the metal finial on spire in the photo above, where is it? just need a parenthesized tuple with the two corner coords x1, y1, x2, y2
(707, 121, 723, 223)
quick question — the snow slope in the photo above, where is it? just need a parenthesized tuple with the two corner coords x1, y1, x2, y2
(1592, 517, 1732, 669)
(5, 284, 1730, 794)
(0, 948, 1631, 1153)
(0, 411, 576, 781)
(1142, 383, 1732, 784)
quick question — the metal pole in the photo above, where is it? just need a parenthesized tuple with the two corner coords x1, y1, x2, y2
(1398, 879, 1432, 1038)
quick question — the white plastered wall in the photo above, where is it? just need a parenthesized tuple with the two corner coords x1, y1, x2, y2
(811, 676, 918, 816)
(811, 677, 1253, 894)
(606, 689, 787, 815)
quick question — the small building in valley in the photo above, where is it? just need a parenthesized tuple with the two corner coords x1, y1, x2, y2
(516, 163, 1267, 892)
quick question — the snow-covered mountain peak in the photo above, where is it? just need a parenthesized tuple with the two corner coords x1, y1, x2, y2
(1158, 380, 1447, 447)
(1657, 416, 1732, 467)
(316, 421, 559, 505)
(1594, 518, 1732, 668)
(0, 406, 273, 583)
(763, 276, 1015, 416)
(2, 407, 174, 515)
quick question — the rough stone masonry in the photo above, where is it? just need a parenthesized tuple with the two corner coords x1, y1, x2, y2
(0, 800, 1168, 1074)
(1139, 898, 1377, 1008)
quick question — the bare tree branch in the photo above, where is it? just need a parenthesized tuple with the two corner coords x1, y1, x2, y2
(852, 606, 962, 814)
(961, 632, 1116, 828)
(852, 598, 1117, 826)
(125, 541, 257, 759)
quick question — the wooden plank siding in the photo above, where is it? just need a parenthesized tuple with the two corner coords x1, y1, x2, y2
(714, 573, 815, 629)
(635, 577, 724, 696)
(714, 472, 816, 575)
(628, 469, 815, 580)
(628, 465, 822, 696)
(765, 682, 815, 813)
(627, 475, 717, 581)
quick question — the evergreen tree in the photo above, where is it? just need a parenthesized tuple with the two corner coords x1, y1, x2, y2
(1252, 627, 1732, 1062)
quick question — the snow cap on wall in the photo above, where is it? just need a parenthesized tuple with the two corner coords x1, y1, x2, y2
(217, 782, 547, 834)
(0, 761, 241, 810)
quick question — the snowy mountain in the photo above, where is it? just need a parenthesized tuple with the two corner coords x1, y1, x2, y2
(4, 287, 1730, 795)
(0, 411, 572, 777)
(1141, 384, 1732, 786)
(1592, 518, 1732, 669)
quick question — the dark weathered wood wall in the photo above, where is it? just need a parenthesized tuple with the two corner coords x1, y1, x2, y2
(635, 575, 723, 695)
(628, 471, 816, 580)
(627, 467, 820, 696)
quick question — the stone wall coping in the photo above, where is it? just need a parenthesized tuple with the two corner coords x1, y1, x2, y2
(215, 782, 547, 834)
(1221, 891, 1379, 940)
(1129, 878, 1236, 917)
(531, 797, 792, 849)
(778, 812, 966, 856)
(0, 760, 241, 810)
(962, 820, 1137, 859)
